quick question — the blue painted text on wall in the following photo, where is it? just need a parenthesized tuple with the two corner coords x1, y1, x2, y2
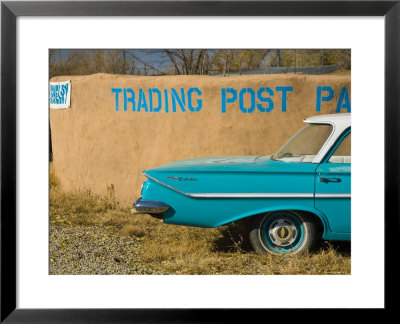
(111, 86, 351, 113)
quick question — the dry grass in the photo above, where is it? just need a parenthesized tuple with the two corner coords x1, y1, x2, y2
(50, 165, 351, 275)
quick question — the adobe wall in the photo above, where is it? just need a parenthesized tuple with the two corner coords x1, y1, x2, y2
(50, 73, 351, 203)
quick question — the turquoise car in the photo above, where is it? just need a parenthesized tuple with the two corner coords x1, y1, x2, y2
(133, 113, 351, 255)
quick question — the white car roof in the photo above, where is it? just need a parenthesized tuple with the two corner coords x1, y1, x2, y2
(303, 113, 351, 163)
(304, 113, 351, 129)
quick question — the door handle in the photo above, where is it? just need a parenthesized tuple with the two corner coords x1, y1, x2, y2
(319, 177, 342, 183)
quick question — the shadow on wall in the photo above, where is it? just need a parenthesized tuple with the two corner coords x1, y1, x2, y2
(49, 123, 53, 162)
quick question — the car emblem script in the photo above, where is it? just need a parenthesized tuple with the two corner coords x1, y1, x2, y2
(167, 176, 198, 182)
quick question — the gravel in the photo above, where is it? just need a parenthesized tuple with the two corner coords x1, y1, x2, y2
(49, 224, 154, 275)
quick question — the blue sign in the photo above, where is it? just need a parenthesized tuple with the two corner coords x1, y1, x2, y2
(50, 81, 71, 109)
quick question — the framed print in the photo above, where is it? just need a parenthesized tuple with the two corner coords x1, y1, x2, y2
(1, 0, 397, 322)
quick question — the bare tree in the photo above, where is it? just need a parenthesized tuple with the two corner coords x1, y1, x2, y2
(163, 49, 208, 75)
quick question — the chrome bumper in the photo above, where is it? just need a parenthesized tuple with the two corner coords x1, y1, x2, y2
(132, 198, 170, 214)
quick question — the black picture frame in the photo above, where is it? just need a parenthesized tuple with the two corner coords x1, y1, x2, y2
(1, 0, 397, 322)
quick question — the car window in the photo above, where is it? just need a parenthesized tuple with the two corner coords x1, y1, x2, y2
(271, 123, 333, 163)
(328, 132, 351, 163)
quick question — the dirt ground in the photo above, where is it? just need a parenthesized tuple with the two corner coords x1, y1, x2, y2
(49, 222, 351, 275)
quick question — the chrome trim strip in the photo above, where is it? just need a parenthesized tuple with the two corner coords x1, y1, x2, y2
(143, 172, 188, 196)
(315, 193, 351, 199)
(189, 193, 314, 198)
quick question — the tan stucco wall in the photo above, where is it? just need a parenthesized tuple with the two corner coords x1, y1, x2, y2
(50, 73, 350, 203)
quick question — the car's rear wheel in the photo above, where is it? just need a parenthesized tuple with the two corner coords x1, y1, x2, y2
(249, 211, 318, 255)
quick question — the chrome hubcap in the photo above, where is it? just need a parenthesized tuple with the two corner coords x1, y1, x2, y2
(268, 219, 298, 247)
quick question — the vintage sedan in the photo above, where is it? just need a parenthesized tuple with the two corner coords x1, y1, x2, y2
(133, 113, 351, 254)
